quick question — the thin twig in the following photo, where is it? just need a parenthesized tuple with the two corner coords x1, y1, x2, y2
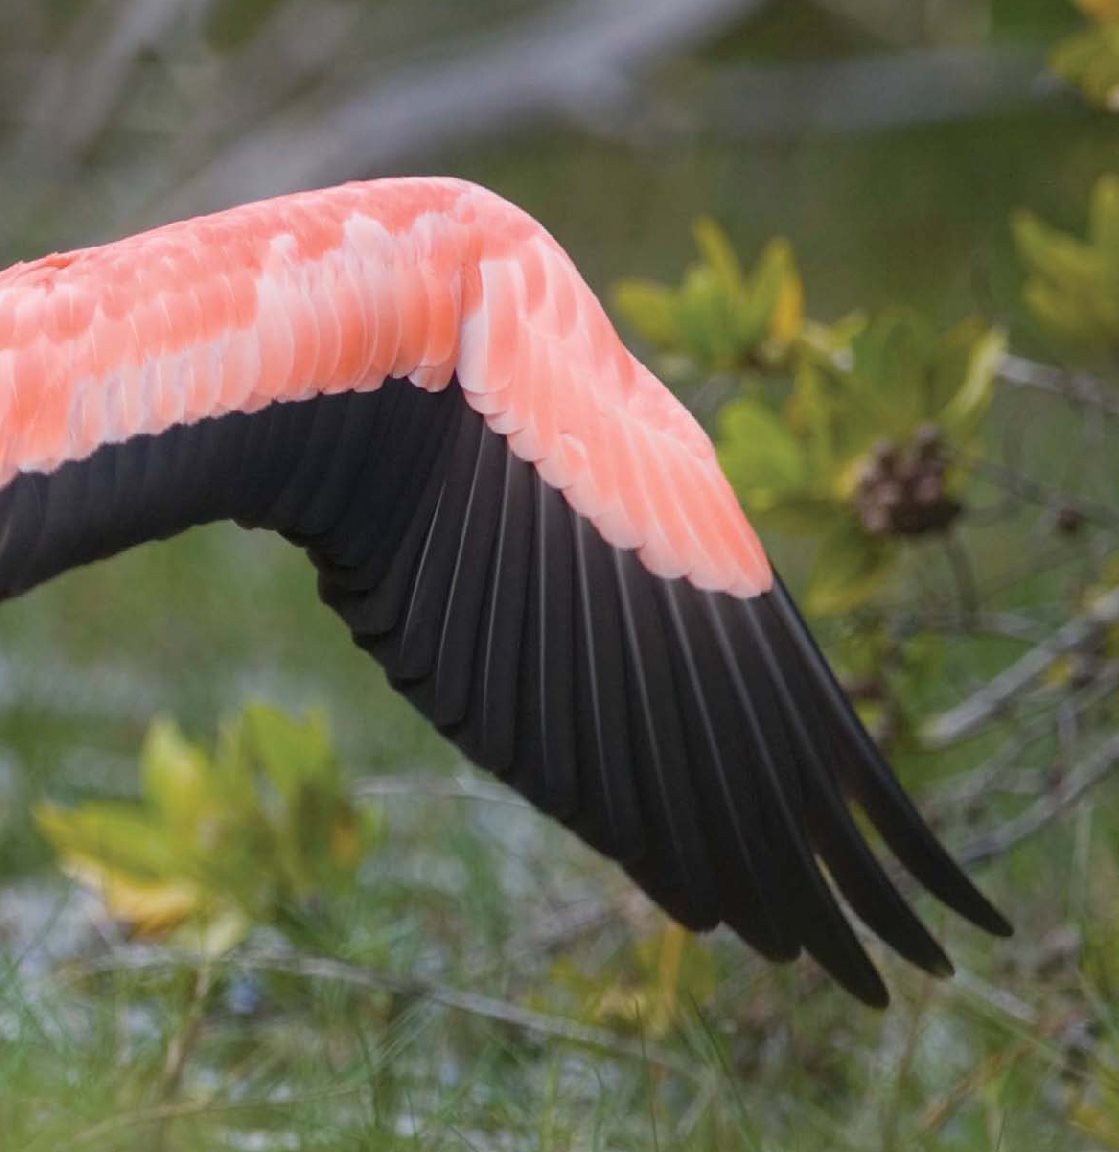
(144, 0, 767, 223)
(998, 354, 1119, 420)
(922, 584, 1119, 748)
(62, 947, 702, 1082)
(960, 454, 1119, 533)
(957, 732, 1119, 868)
(350, 772, 528, 809)
(694, 43, 1049, 139)
(926, 660, 1119, 813)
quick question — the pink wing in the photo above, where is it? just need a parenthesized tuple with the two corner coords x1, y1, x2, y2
(0, 178, 1009, 1005)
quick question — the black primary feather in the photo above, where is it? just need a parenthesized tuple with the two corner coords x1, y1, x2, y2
(0, 375, 1011, 1005)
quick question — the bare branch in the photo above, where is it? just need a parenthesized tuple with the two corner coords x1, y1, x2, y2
(351, 771, 529, 809)
(16, 0, 210, 166)
(957, 732, 1119, 868)
(998, 353, 1119, 420)
(960, 452, 1119, 533)
(691, 44, 1052, 139)
(140, 0, 768, 223)
(922, 585, 1119, 748)
(64, 946, 703, 1081)
(926, 660, 1119, 817)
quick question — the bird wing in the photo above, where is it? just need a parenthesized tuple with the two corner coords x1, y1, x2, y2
(0, 178, 1009, 1005)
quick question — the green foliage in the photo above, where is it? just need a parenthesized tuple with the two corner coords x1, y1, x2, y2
(1014, 173, 1119, 354)
(613, 218, 804, 373)
(1053, 22, 1119, 109)
(36, 703, 385, 953)
(1050, 0, 1119, 111)
(717, 309, 1004, 614)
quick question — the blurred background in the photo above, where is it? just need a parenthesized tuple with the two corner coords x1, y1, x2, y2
(1, 0, 1118, 1148)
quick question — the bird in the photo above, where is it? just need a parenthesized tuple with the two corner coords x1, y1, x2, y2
(0, 176, 1010, 1006)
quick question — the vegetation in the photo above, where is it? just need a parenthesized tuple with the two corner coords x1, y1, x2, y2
(2, 1, 1118, 1149)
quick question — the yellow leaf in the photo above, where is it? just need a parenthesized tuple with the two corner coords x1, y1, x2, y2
(692, 217, 742, 294)
(62, 856, 202, 935)
(1070, 1098, 1119, 1148)
(769, 257, 805, 345)
(1077, 0, 1119, 24)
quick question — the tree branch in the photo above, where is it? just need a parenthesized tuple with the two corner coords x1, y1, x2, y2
(141, 0, 768, 224)
(65, 946, 703, 1082)
(691, 44, 1051, 139)
(922, 584, 1119, 748)
(998, 353, 1119, 420)
(957, 732, 1119, 868)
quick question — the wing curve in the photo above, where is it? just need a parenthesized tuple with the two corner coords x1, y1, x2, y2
(0, 180, 1012, 1004)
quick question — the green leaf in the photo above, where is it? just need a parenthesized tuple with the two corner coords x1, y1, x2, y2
(1013, 209, 1102, 292)
(806, 520, 895, 616)
(241, 702, 333, 801)
(933, 321, 1007, 438)
(1090, 174, 1119, 265)
(754, 496, 840, 537)
(716, 397, 806, 505)
(612, 279, 681, 348)
(692, 217, 742, 295)
(1051, 24, 1119, 110)
(738, 238, 802, 349)
(140, 718, 212, 823)
(1013, 193, 1119, 349)
(678, 265, 738, 370)
(35, 803, 188, 883)
(851, 309, 934, 432)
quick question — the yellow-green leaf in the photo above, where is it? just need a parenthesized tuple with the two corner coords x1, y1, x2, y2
(1052, 24, 1119, 110)
(935, 322, 1007, 438)
(1090, 174, 1119, 262)
(717, 397, 806, 505)
(242, 702, 333, 799)
(851, 308, 934, 432)
(692, 216, 742, 294)
(612, 279, 681, 347)
(1077, 0, 1119, 23)
(806, 520, 895, 616)
(140, 718, 212, 823)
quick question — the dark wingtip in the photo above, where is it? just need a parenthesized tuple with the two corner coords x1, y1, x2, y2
(975, 897, 1014, 939)
(766, 573, 1015, 944)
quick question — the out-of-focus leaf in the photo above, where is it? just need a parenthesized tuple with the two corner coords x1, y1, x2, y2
(1013, 192, 1119, 349)
(1091, 174, 1119, 262)
(612, 225, 804, 374)
(798, 314, 867, 360)
(1052, 24, 1119, 109)
(806, 520, 895, 616)
(242, 702, 332, 799)
(692, 216, 742, 294)
(739, 238, 803, 350)
(68, 866, 205, 937)
(754, 496, 839, 536)
(36, 803, 187, 883)
(851, 309, 933, 432)
(1070, 1091, 1119, 1149)
(679, 264, 738, 370)
(611, 280, 681, 348)
(596, 924, 715, 1038)
(176, 909, 252, 957)
(37, 704, 383, 952)
(140, 718, 212, 824)
(717, 397, 806, 505)
(934, 321, 1007, 438)
(1077, 0, 1119, 22)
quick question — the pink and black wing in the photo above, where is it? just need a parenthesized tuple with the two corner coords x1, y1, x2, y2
(0, 178, 1010, 1005)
